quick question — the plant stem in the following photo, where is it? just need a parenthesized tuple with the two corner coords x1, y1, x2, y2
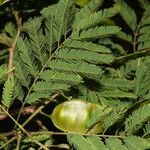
(8, 11, 22, 78)
(132, 19, 142, 52)
(21, 106, 44, 128)
(15, 133, 21, 150)
(30, 131, 126, 139)
(115, 48, 150, 65)
(0, 136, 17, 150)
(40, 111, 52, 119)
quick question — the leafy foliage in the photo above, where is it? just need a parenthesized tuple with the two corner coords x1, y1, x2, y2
(2, 77, 15, 108)
(0, 0, 150, 149)
(67, 134, 150, 150)
(0, 64, 8, 84)
(125, 103, 150, 134)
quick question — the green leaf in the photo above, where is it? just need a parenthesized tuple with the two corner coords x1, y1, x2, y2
(134, 58, 150, 97)
(32, 81, 70, 92)
(125, 103, 150, 134)
(106, 138, 128, 150)
(117, 0, 137, 30)
(0, 64, 7, 84)
(40, 70, 83, 85)
(48, 60, 103, 78)
(143, 121, 150, 137)
(64, 40, 111, 53)
(26, 91, 51, 104)
(72, 26, 121, 40)
(86, 106, 112, 130)
(67, 134, 108, 150)
(14, 59, 31, 88)
(125, 136, 150, 150)
(27, 18, 45, 65)
(57, 48, 115, 64)
(74, 0, 103, 27)
(86, 136, 109, 150)
(54, 0, 74, 43)
(77, 4, 120, 30)
(45, 16, 55, 53)
(40, 4, 57, 17)
(2, 77, 15, 108)
(104, 106, 127, 129)
(67, 134, 92, 150)
(17, 37, 39, 77)
(100, 78, 134, 90)
(100, 90, 136, 99)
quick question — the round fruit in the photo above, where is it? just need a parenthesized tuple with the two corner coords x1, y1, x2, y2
(50, 100, 104, 134)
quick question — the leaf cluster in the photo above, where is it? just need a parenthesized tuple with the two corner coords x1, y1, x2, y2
(0, 0, 150, 149)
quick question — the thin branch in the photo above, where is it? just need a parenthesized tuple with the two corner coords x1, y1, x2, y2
(8, 29, 21, 78)
(114, 48, 150, 65)
(0, 136, 17, 150)
(21, 106, 44, 128)
(8, 11, 22, 78)
(30, 131, 126, 139)
(15, 133, 22, 150)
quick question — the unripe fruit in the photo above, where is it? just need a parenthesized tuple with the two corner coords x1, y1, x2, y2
(50, 100, 105, 134)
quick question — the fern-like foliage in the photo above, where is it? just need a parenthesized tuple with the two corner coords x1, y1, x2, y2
(0, 0, 150, 149)
(125, 103, 150, 134)
(100, 78, 134, 90)
(17, 37, 39, 77)
(100, 90, 136, 99)
(104, 105, 128, 130)
(72, 26, 121, 40)
(11, 0, 124, 104)
(40, 70, 83, 85)
(116, 0, 150, 52)
(2, 77, 15, 108)
(117, 0, 137, 31)
(86, 106, 112, 131)
(0, 64, 7, 84)
(63, 39, 111, 53)
(53, 0, 75, 43)
(14, 57, 31, 88)
(137, 2, 150, 51)
(48, 60, 102, 77)
(76, 4, 120, 30)
(11, 0, 105, 104)
(67, 134, 108, 150)
(134, 57, 150, 98)
(67, 134, 150, 150)
(143, 121, 150, 138)
(27, 19, 46, 65)
(73, 0, 103, 28)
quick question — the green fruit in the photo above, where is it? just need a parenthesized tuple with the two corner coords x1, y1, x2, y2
(50, 100, 105, 134)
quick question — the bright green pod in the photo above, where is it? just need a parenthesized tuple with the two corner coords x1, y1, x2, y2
(50, 100, 105, 134)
